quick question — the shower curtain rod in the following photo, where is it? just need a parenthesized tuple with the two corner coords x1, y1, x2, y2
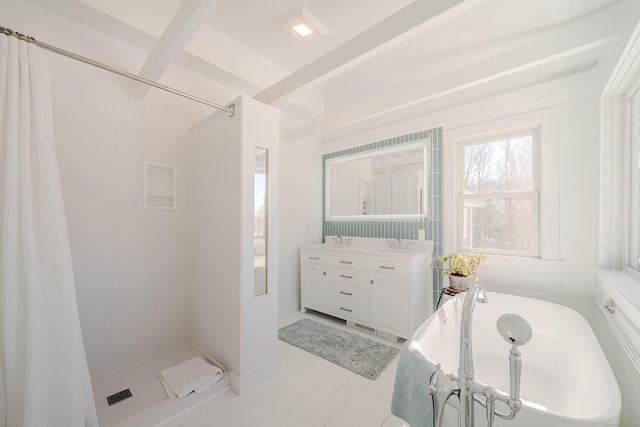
(0, 26, 235, 116)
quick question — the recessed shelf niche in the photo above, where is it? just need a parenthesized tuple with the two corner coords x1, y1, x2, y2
(144, 162, 177, 209)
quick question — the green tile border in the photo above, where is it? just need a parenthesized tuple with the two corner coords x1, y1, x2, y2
(322, 128, 445, 306)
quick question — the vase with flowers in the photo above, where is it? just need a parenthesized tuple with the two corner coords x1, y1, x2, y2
(432, 253, 489, 291)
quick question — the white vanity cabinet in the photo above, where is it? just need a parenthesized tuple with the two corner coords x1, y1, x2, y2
(300, 244, 433, 339)
(371, 274, 408, 333)
(300, 254, 327, 311)
(326, 256, 371, 323)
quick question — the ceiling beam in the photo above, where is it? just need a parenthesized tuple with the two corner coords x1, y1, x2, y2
(253, 0, 488, 105)
(323, 66, 598, 144)
(24, 0, 256, 93)
(24, 0, 158, 51)
(176, 51, 262, 95)
(285, 5, 621, 142)
(25, 0, 327, 120)
(132, 0, 223, 99)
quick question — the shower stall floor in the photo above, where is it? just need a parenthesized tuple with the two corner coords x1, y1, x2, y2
(91, 344, 230, 426)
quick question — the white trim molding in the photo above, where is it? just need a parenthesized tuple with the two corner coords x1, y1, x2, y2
(444, 107, 561, 263)
(599, 19, 640, 269)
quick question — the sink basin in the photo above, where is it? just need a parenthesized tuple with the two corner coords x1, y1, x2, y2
(377, 248, 412, 253)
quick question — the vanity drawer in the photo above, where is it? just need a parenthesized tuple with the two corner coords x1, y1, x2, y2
(301, 252, 324, 264)
(327, 283, 369, 322)
(326, 255, 370, 270)
(327, 267, 369, 287)
(372, 260, 408, 275)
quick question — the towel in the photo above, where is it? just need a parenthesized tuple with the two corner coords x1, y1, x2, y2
(391, 340, 437, 427)
(160, 357, 223, 398)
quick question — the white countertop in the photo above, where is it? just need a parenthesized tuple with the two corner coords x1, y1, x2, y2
(302, 237, 433, 259)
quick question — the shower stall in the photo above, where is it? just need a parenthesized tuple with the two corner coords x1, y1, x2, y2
(1, 21, 281, 426)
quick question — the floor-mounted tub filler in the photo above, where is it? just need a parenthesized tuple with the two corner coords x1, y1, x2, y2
(392, 286, 621, 427)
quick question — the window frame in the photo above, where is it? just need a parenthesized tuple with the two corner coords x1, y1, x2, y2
(598, 20, 640, 272)
(623, 79, 640, 279)
(443, 107, 561, 265)
(456, 129, 541, 257)
(628, 86, 640, 273)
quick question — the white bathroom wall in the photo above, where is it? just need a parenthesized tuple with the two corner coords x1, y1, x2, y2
(278, 136, 324, 315)
(192, 96, 282, 393)
(54, 73, 195, 376)
(191, 109, 242, 375)
(320, 72, 601, 323)
(237, 98, 282, 392)
(473, 94, 599, 319)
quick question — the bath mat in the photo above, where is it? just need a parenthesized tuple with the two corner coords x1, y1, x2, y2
(278, 319, 399, 380)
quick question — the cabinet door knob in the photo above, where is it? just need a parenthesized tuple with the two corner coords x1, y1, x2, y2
(604, 299, 616, 314)
(339, 307, 353, 313)
(339, 291, 353, 296)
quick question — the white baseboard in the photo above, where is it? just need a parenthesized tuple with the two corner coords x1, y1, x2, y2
(230, 356, 282, 395)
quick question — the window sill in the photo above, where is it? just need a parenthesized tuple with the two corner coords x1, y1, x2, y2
(595, 269, 640, 315)
(482, 254, 563, 275)
(595, 269, 640, 372)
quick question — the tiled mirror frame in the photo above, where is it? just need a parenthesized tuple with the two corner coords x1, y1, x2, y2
(322, 128, 444, 302)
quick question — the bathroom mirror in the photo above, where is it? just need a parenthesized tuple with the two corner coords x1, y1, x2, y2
(254, 148, 268, 296)
(324, 141, 429, 220)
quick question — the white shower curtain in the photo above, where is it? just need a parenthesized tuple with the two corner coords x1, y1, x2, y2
(0, 34, 98, 426)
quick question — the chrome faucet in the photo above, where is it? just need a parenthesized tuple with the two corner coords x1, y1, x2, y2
(396, 238, 402, 249)
(430, 285, 532, 427)
(457, 286, 488, 426)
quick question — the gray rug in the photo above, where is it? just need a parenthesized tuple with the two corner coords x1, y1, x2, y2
(278, 319, 399, 380)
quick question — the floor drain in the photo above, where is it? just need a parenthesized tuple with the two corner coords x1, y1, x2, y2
(106, 388, 132, 406)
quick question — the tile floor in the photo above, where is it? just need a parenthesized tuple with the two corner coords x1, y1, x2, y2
(172, 310, 406, 427)
(95, 309, 408, 426)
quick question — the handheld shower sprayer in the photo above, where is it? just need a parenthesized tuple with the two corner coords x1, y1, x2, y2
(497, 313, 533, 347)
(497, 313, 533, 403)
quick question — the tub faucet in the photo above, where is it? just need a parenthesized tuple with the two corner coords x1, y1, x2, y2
(438, 285, 532, 427)
(457, 285, 488, 427)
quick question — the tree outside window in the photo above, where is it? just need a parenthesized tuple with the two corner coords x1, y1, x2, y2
(459, 133, 539, 256)
(254, 173, 266, 238)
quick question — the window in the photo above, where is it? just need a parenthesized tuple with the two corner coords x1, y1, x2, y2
(458, 131, 539, 256)
(600, 23, 640, 272)
(254, 171, 266, 238)
(629, 88, 640, 271)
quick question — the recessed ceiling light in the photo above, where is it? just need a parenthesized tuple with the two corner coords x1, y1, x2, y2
(276, 7, 330, 41)
(292, 23, 313, 37)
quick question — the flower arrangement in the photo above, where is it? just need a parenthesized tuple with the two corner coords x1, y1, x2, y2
(432, 253, 489, 283)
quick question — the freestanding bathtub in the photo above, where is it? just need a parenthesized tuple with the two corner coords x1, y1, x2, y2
(413, 291, 621, 427)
